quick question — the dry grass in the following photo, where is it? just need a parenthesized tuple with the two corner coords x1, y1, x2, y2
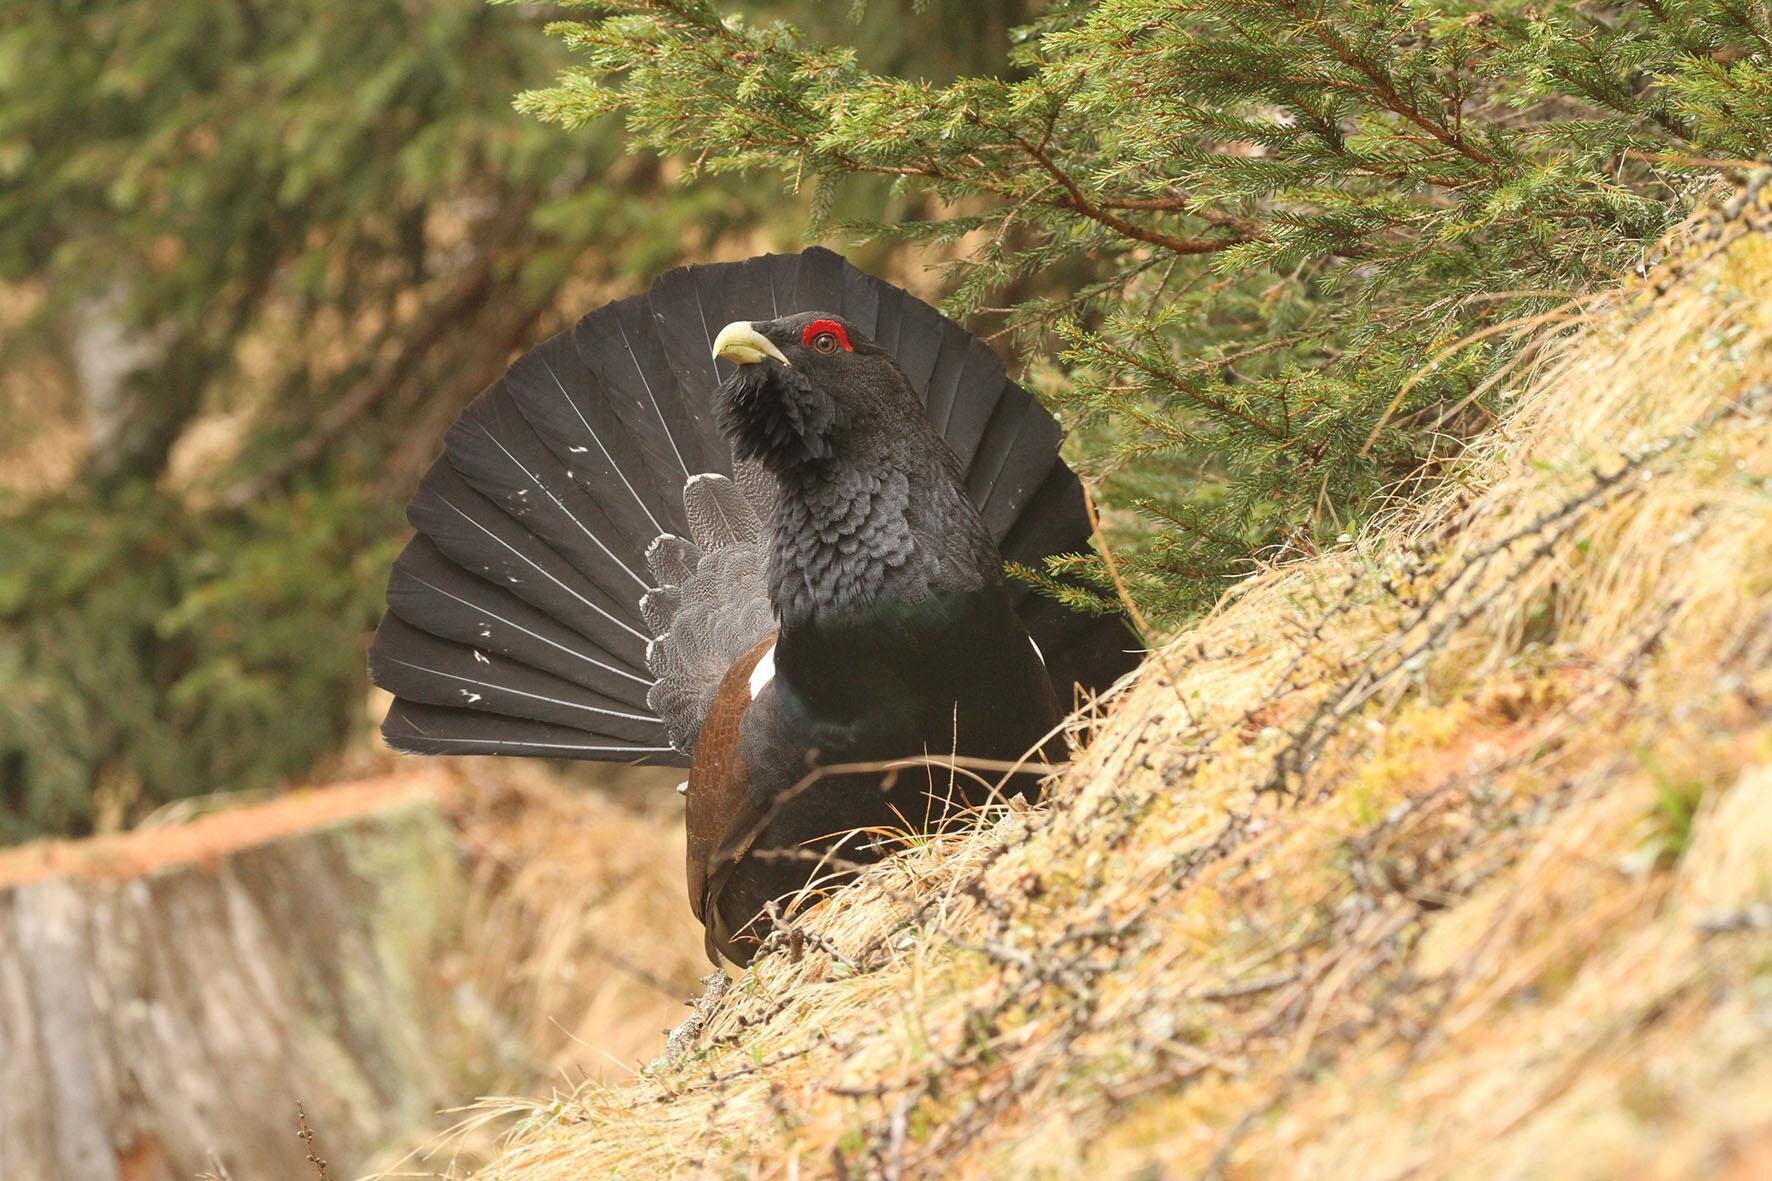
(462, 189, 1772, 1180)
(448, 763, 710, 1089)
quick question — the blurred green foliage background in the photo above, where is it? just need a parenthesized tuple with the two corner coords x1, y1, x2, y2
(0, 0, 1021, 840)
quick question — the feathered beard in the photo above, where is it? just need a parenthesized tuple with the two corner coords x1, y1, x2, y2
(716, 362, 841, 472)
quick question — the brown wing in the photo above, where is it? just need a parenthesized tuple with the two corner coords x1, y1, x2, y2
(684, 633, 777, 925)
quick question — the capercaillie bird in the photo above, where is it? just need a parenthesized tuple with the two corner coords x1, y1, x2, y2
(367, 248, 1141, 965)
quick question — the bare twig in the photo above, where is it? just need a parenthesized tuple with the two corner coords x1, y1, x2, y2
(295, 1102, 330, 1181)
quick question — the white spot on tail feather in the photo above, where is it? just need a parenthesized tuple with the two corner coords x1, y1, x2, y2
(749, 643, 776, 700)
(1029, 636, 1045, 666)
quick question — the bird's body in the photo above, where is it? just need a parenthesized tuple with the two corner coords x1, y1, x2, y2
(369, 249, 1138, 964)
(696, 585, 1062, 962)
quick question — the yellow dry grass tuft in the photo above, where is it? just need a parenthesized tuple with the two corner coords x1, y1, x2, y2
(466, 189, 1772, 1180)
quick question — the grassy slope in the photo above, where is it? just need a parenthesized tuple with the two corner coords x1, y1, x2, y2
(468, 193, 1772, 1180)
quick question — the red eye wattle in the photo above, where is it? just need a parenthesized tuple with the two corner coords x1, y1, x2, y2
(801, 319, 852, 353)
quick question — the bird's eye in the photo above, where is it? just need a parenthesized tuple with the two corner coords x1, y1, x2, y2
(800, 319, 853, 353)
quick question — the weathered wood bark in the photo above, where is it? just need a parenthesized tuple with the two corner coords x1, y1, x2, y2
(0, 773, 471, 1181)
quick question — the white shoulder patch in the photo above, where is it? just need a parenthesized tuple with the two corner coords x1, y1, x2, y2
(1029, 636, 1045, 666)
(748, 642, 777, 700)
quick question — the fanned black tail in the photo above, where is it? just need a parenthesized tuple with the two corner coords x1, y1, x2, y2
(370, 248, 1141, 765)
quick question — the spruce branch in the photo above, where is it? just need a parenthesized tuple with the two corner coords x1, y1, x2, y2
(516, 0, 1768, 624)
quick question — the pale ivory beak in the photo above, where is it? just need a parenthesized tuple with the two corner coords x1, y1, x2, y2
(712, 321, 790, 366)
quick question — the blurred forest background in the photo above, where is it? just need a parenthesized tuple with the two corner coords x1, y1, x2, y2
(3, 0, 1766, 842)
(0, 0, 1024, 841)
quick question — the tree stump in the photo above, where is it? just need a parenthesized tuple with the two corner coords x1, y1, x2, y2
(0, 771, 469, 1181)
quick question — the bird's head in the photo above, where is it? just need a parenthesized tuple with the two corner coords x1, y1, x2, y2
(712, 313, 919, 474)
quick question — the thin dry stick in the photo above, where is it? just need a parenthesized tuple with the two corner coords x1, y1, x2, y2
(295, 1102, 330, 1181)
(1081, 480, 1154, 642)
(1618, 149, 1759, 170)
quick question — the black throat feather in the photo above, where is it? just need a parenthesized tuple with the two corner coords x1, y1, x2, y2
(717, 362, 839, 470)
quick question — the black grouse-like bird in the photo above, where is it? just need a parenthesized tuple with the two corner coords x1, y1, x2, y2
(368, 248, 1140, 964)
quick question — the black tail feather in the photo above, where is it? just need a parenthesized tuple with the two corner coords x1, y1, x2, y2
(645, 267, 732, 471)
(445, 384, 654, 606)
(385, 537, 652, 708)
(891, 290, 948, 397)
(370, 247, 1142, 767)
(940, 340, 1013, 465)
(380, 698, 681, 762)
(370, 613, 659, 738)
(572, 302, 704, 497)
(839, 259, 886, 341)
(997, 457, 1087, 568)
(974, 399, 1064, 541)
(404, 459, 651, 672)
(921, 319, 970, 438)
(789, 247, 848, 318)
(503, 334, 677, 541)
